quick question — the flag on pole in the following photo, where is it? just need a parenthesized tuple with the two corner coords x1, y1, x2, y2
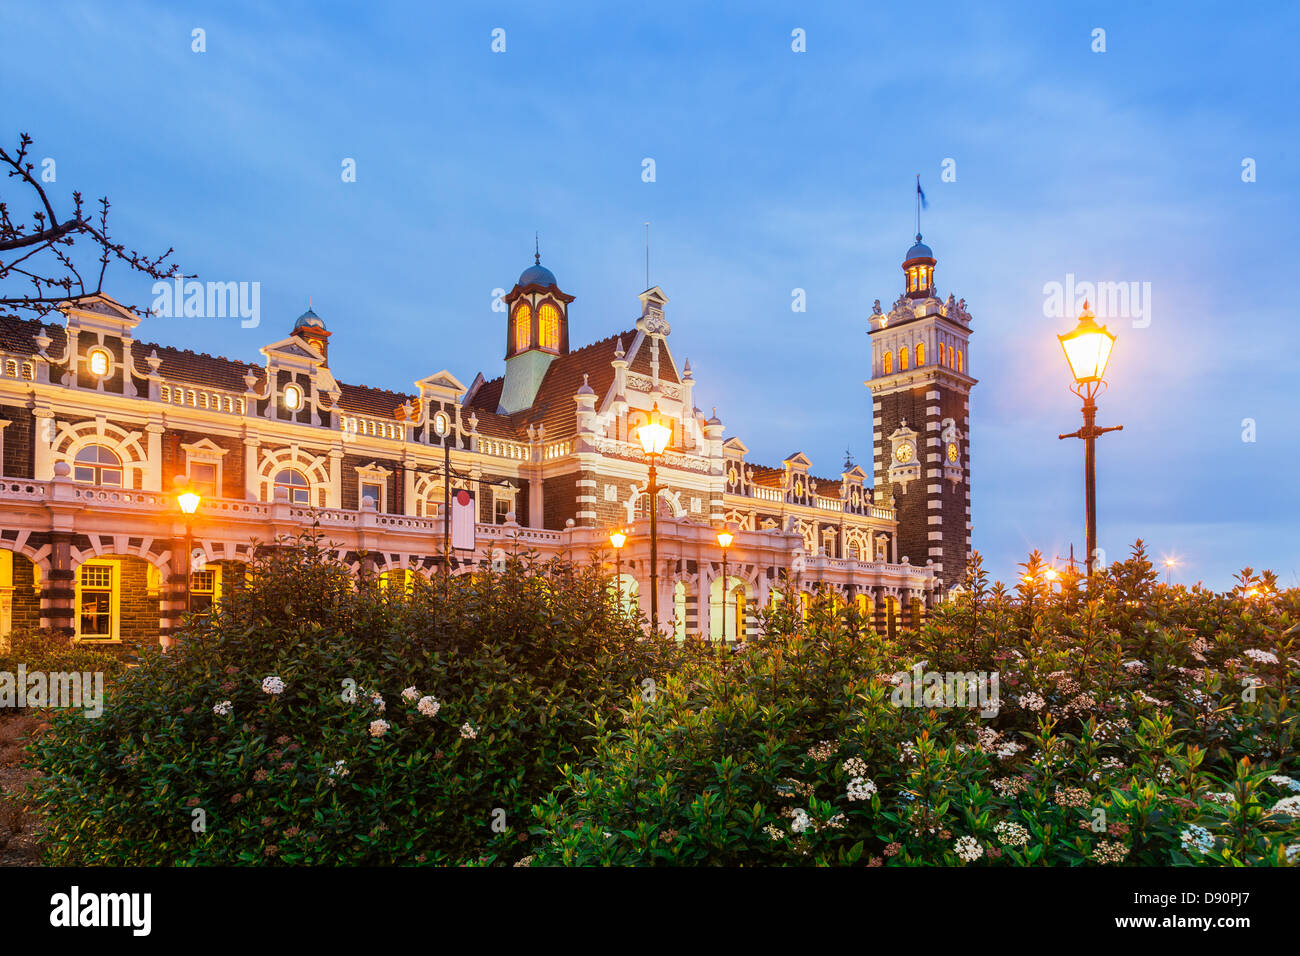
(916, 175, 929, 209)
(451, 489, 476, 550)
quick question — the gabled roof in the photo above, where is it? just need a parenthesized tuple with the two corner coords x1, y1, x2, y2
(626, 331, 679, 383)
(336, 382, 415, 418)
(131, 340, 265, 392)
(0, 315, 66, 355)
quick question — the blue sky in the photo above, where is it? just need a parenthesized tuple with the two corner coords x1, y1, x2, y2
(4, 0, 1296, 588)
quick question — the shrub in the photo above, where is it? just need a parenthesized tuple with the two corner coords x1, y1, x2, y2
(30, 533, 683, 865)
(529, 544, 1300, 865)
(0, 628, 128, 691)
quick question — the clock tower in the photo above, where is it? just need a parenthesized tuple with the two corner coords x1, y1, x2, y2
(867, 233, 976, 591)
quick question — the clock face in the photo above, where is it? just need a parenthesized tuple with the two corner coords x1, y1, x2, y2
(894, 442, 915, 464)
(946, 442, 959, 463)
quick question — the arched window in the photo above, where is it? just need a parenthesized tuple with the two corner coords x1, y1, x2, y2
(956, 349, 964, 372)
(899, 346, 910, 371)
(915, 342, 925, 366)
(274, 468, 310, 504)
(538, 302, 560, 350)
(513, 303, 532, 352)
(73, 445, 123, 486)
(883, 351, 893, 375)
(947, 344, 955, 368)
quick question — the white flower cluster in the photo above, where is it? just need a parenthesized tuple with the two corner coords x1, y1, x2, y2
(846, 776, 878, 802)
(953, 835, 984, 862)
(1244, 648, 1279, 665)
(1269, 775, 1300, 793)
(1180, 824, 1215, 854)
(327, 759, 349, 784)
(212, 700, 232, 716)
(460, 722, 478, 740)
(841, 756, 868, 777)
(262, 676, 285, 695)
(1271, 796, 1300, 818)
(417, 695, 441, 717)
(994, 821, 1030, 847)
(1121, 659, 1148, 674)
(1019, 692, 1045, 712)
(401, 686, 419, 703)
(370, 693, 386, 713)
(790, 808, 812, 834)
(1203, 791, 1235, 806)
(369, 719, 390, 738)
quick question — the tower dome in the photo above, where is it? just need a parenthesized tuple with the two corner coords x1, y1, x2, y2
(905, 235, 933, 262)
(293, 307, 326, 331)
(290, 302, 331, 362)
(517, 252, 557, 289)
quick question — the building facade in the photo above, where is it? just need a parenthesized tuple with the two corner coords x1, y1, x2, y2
(0, 236, 972, 650)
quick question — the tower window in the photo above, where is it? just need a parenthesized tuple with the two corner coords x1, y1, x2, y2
(900, 346, 909, 371)
(538, 302, 560, 350)
(283, 383, 304, 411)
(883, 351, 893, 375)
(947, 344, 955, 368)
(513, 303, 532, 352)
(916, 342, 925, 366)
(957, 349, 964, 372)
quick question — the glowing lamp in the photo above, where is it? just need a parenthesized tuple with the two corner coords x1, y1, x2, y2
(636, 403, 672, 457)
(1058, 301, 1116, 385)
(177, 487, 201, 515)
(716, 528, 734, 550)
(609, 529, 627, 550)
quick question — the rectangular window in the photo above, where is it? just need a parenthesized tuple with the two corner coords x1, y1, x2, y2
(190, 569, 217, 613)
(78, 563, 115, 641)
(190, 461, 218, 498)
(493, 492, 513, 524)
(361, 481, 383, 510)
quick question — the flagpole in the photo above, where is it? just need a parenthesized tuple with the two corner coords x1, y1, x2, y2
(915, 173, 921, 236)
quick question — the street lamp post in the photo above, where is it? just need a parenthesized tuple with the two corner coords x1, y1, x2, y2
(433, 411, 452, 577)
(716, 526, 734, 642)
(1057, 301, 1123, 579)
(635, 403, 672, 634)
(177, 482, 201, 615)
(609, 528, 627, 612)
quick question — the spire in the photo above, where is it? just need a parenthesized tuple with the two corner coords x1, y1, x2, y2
(535, 232, 541, 265)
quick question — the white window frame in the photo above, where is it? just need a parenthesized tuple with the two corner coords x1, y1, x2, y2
(75, 559, 119, 643)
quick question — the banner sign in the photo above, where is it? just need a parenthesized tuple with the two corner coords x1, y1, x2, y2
(451, 489, 476, 550)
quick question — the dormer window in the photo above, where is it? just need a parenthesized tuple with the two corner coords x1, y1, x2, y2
(283, 383, 304, 411)
(87, 348, 111, 378)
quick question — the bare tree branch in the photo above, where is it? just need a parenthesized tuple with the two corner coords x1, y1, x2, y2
(0, 131, 191, 318)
